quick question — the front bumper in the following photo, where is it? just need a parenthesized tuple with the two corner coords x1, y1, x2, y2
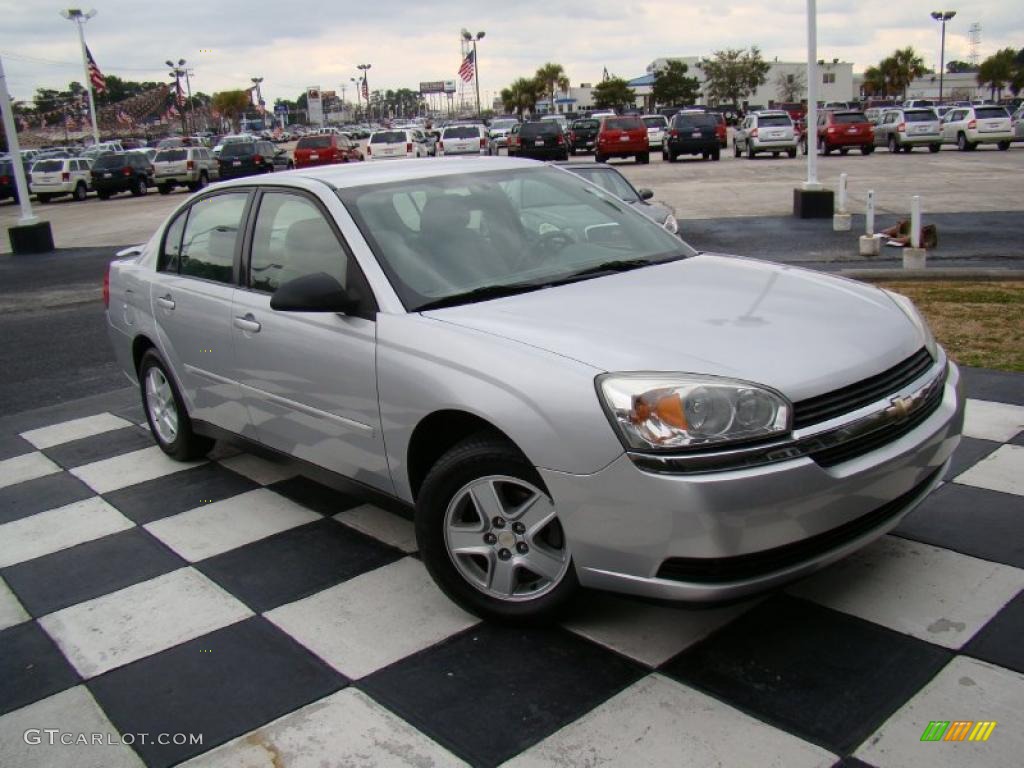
(540, 361, 963, 602)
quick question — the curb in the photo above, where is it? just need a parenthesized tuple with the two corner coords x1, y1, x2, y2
(840, 269, 1024, 282)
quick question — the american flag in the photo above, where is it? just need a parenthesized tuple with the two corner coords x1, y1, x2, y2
(86, 45, 106, 94)
(175, 80, 185, 107)
(458, 49, 476, 83)
(361, 77, 368, 100)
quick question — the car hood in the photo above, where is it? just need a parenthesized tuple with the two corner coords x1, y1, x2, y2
(426, 254, 924, 403)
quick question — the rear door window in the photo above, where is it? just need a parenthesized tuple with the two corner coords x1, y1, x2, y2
(179, 192, 249, 284)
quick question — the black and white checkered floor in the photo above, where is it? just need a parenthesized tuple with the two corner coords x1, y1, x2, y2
(2, 371, 1023, 768)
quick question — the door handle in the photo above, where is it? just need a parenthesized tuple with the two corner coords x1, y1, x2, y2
(234, 314, 261, 333)
(156, 294, 175, 310)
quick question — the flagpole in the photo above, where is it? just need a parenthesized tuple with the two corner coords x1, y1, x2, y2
(62, 9, 100, 145)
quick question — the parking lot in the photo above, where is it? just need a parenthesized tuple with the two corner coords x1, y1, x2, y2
(3, 140, 1023, 254)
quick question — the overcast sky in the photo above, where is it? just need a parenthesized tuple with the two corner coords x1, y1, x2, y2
(1, 1, 1020, 105)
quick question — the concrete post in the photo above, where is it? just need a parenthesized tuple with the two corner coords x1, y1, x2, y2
(903, 195, 927, 268)
(833, 172, 851, 230)
(858, 189, 881, 256)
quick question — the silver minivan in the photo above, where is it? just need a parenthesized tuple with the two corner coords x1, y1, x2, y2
(874, 108, 942, 153)
(105, 157, 962, 623)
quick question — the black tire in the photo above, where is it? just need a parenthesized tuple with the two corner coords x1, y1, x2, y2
(733, 141, 740, 158)
(861, 144, 874, 155)
(957, 132, 968, 151)
(787, 147, 796, 158)
(158, 184, 172, 195)
(560, 151, 569, 162)
(747, 143, 755, 159)
(131, 176, 147, 196)
(637, 152, 649, 164)
(998, 141, 1010, 151)
(888, 135, 899, 153)
(97, 191, 111, 200)
(772, 152, 779, 158)
(839, 147, 849, 156)
(819, 137, 830, 155)
(595, 153, 606, 163)
(712, 149, 721, 161)
(36, 193, 51, 203)
(929, 144, 941, 153)
(73, 182, 87, 202)
(902, 145, 913, 153)
(138, 350, 214, 461)
(416, 433, 578, 624)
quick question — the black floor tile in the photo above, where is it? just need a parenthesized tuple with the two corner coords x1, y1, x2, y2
(196, 518, 402, 612)
(87, 616, 346, 768)
(893, 483, 1024, 569)
(1010, 430, 1024, 447)
(360, 624, 645, 768)
(960, 366, 1024, 406)
(266, 476, 364, 516)
(111, 402, 146, 426)
(0, 432, 34, 461)
(2, 528, 185, 618)
(964, 590, 1024, 674)
(0, 472, 94, 525)
(0, 621, 81, 716)
(944, 436, 1000, 481)
(832, 759, 877, 768)
(103, 463, 259, 525)
(42, 425, 155, 469)
(660, 594, 951, 756)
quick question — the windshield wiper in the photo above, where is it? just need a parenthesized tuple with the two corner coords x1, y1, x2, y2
(415, 281, 550, 311)
(556, 256, 681, 282)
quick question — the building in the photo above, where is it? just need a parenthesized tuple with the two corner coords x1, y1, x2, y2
(903, 72, 984, 101)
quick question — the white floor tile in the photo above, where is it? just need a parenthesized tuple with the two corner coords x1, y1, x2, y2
(788, 535, 1024, 649)
(266, 557, 477, 679)
(20, 413, 133, 450)
(180, 688, 466, 768)
(39, 568, 252, 678)
(0, 497, 134, 568)
(505, 674, 835, 768)
(0, 452, 61, 490)
(218, 453, 297, 485)
(563, 592, 758, 667)
(856, 656, 1024, 767)
(145, 488, 321, 562)
(0, 577, 30, 630)
(962, 399, 1024, 442)
(334, 504, 417, 553)
(70, 445, 205, 494)
(954, 444, 1024, 496)
(0, 686, 144, 768)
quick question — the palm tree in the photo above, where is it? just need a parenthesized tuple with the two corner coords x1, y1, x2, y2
(888, 48, 928, 100)
(977, 48, 1017, 101)
(861, 65, 887, 98)
(501, 78, 542, 116)
(535, 63, 569, 114)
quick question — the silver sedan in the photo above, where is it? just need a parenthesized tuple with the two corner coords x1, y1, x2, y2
(106, 157, 963, 623)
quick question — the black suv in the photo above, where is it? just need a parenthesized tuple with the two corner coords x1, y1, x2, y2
(1, 158, 31, 203)
(513, 122, 569, 161)
(91, 153, 155, 198)
(569, 118, 599, 155)
(663, 111, 722, 161)
(218, 140, 285, 180)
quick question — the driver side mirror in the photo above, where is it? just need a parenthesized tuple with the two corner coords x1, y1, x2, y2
(270, 272, 359, 314)
(638, 189, 654, 201)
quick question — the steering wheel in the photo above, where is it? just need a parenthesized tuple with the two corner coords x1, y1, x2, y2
(536, 229, 576, 256)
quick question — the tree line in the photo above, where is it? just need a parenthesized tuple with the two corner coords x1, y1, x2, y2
(862, 46, 1024, 101)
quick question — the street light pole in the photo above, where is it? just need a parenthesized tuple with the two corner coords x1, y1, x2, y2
(357, 64, 371, 121)
(930, 11, 956, 104)
(461, 29, 485, 118)
(251, 76, 265, 129)
(60, 8, 100, 144)
(803, 0, 820, 191)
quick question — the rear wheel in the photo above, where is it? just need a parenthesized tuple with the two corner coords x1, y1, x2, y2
(747, 143, 755, 159)
(712, 149, 721, 161)
(73, 182, 87, 202)
(595, 153, 606, 163)
(637, 152, 649, 164)
(787, 147, 797, 158)
(416, 434, 577, 624)
(929, 144, 941, 153)
(861, 144, 874, 155)
(139, 350, 214, 461)
(36, 193, 51, 203)
(157, 184, 172, 195)
(957, 132, 969, 151)
(131, 176, 147, 196)
(998, 141, 1011, 151)
(888, 135, 899, 153)
(839, 147, 849, 156)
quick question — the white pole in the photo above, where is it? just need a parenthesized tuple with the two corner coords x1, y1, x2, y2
(866, 190, 875, 234)
(73, 16, 100, 145)
(910, 195, 922, 248)
(838, 172, 848, 213)
(803, 0, 821, 190)
(0, 56, 38, 225)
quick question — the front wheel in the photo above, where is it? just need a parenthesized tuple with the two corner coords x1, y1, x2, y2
(416, 434, 578, 624)
(139, 350, 214, 461)
(957, 133, 969, 151)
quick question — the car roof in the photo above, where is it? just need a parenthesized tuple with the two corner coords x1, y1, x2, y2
(215, 156, 538, 192)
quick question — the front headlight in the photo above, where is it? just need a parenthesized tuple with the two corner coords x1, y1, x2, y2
(597, 374, 791, 451)
(662, 214, 679, 235)
(884, 290, 938, 359)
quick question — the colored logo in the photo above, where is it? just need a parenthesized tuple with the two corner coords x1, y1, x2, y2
(920, 721, 997, 742)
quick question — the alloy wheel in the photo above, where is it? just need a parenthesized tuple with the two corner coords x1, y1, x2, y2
(145, 367, 179, 444)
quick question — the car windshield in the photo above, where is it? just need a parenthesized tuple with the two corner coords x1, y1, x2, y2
(642, 117, 667, 128)
(904, 111, 935, 122)
(604, 118, 642, 131)
(833, 112, 867, 124)
(297, 136, 332, 149)
(567, 167, 638, 202)
(33, 160, 64, 172)
(757, 115, 791, 126)
(520, 123, 560, 138)
(371, 131, 407, 144)
(975, 107, 1009, 119)
(220, 143, 255, 157)
(155, 149, 187, 162)
(443, 126, 481, 139)
(92, 154, 124, 169)
(338, 166, 694, 311)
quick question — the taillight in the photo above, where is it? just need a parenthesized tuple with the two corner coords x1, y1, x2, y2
(437, 141, 444, 152)
(103, 267, 110, 309)
(750, 128, 758, 137)
(556, 134, 563, 145)
(826, 126, 836, 134)
(62, 171, 71, 181)
(670, 130, 678, 138)
(897, 123, 906, 132)
(967, 119, 977, 129)
(186, 160, 194, 170)
(366, 144, 372, 155)
(253, 155, 263, 164)
(0, 175, 9, 185)
(480, 137, 487, 149)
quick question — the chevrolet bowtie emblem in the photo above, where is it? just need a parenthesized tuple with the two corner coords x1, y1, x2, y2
(888, 395, 914, 420)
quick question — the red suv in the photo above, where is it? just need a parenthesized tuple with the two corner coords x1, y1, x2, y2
(596, 116, 650, 164)
(810, 110, 875, 155)
(293, 133, 363, 168)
